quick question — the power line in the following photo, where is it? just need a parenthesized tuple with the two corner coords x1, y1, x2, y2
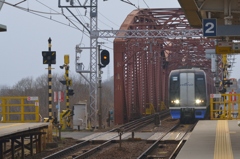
(35, 0, 90, 36)
(143, 0, 149, 8)
(3, 1, 90, 37)
(98, 11, 119, 28)
(35, 0, 59, 14)
(119, 0, 137, 8)
(5, 1, 114, 50)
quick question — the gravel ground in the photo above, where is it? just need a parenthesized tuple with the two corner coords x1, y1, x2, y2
(24, 137, 80, 159)
(87, 141, 152, 159)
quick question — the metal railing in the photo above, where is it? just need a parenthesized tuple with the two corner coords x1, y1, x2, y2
(210, 93, 240, 120)
(0, 96, 39, 122)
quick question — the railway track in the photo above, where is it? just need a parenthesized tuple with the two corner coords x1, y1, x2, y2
(43, 110, 170, 159)
(138, 122, 197, 159)
(168, 123, 197, 159)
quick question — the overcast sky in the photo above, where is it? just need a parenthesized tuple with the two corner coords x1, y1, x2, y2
(0, 0, 239, 87)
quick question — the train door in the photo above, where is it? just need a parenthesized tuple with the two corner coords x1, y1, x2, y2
(180, 73, 195, 107)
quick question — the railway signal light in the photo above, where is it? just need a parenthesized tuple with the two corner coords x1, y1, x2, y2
(42, 51, 56, 64)
(100, 50, 110, 67)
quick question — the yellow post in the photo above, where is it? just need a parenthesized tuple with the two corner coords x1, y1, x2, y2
(21, 98, 24, 122)
(238, 94, 240, 120)
(223, 95, 227, 119)
(210, 96, 213, 120)
(36, 100, 39, 122)
(2, 99, 6, 122)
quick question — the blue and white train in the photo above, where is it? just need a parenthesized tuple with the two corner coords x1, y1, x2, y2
(168, 68, 209, 123)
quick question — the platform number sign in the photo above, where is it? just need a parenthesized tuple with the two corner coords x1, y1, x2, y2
(203, 19, 217, 37)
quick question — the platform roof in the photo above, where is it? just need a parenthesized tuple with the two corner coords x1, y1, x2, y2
(178, 0, 202, 28)
(178, 0, 240, 28)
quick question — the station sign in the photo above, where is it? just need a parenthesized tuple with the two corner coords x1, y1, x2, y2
(215, 42, 240, 54)
(27, 96, 38, 101)
(35, 102, 39, 106)
(203, 19, 240, 37)
(215, 46, 232, 54)
(203, 19, 217, 37)
(54, 91, 64, 102)
(210, 94, 221, 98)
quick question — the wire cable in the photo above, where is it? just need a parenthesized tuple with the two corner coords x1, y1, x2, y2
(3, 1, 90, 37)
(143, 0, 149, 8)
(98, 11, 119, 28)
(4, 1, 114, 50)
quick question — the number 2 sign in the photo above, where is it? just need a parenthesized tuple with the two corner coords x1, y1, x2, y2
(203, 19, 217, 37)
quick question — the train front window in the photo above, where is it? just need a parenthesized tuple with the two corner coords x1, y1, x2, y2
(195, 75, 206, 105)
(169, 76, 179, 106)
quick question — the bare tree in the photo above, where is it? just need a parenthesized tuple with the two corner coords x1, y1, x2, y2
(0, 73, 114, 125)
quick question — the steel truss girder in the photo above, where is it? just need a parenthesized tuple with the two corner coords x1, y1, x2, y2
(94, 29, 204, 38)
(114, 8, 217, 124)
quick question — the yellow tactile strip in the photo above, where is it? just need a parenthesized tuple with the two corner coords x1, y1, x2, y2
(0, 123, 24, 129)
(214, 120, 233, 159)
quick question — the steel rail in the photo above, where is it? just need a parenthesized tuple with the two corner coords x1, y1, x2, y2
(43, 110, 169, 159)
(72, 111, 170, 159)
(168, 122, 198, 159)
(136, 122, 181, 159)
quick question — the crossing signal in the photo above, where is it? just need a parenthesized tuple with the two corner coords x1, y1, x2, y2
(60, 80, 66, 85)
(68, 89, 74, 96)
(223, 79, 233, 87)
(42, 51, 56, 64)
(219, 88, 226, 94)
(59, 79, 72, 86)
(100, 50, 110, 67)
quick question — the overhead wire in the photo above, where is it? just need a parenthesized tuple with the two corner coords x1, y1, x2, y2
(35, 1, 114, 47)
(4, 1, 84, 31)
(35, 0, 90, 37)
(74, 7, 87, 45)
(3, 1, 90, 38)
(5, 0, 123, 49)
(98, 11, 119, 28)
(143, 0, 150, 8)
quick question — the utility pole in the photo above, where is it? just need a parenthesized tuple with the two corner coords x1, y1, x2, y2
(59, 0, 98, 129)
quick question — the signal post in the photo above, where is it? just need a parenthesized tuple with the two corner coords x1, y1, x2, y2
(42, 38, 56, 122)
(98, 46, 110, 129)
(41, 38, 56, 142)
(60, 55, 74, 129)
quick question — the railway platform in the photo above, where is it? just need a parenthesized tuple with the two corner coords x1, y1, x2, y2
(176, 120, 240, 159)
(0, 123, 49, 159)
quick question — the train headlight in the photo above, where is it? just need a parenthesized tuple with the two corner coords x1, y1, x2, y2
(195, 99, 204, 104)
(174, 99, 180, 104)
